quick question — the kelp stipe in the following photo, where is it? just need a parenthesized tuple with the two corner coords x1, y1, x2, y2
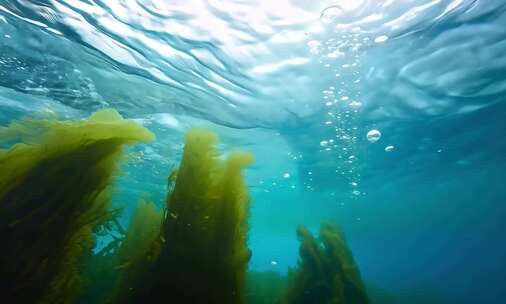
(0, 109, 154, 303)
(115, 128, 255, 304)
(283, 222, 369, 304)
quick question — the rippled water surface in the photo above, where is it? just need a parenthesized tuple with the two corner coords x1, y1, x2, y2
(1, 0, 506, 303)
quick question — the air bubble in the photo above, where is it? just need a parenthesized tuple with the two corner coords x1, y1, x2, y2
(385, 145, 395, 152)
(349, 101, 362, 109)
(366, 130, 381, 142)
(374, 35, 389, 43)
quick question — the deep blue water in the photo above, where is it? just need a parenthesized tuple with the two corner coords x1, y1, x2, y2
(1, 0, 506, 303)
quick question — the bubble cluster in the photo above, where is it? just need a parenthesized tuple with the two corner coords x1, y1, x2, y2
(308, 7, 379, 197)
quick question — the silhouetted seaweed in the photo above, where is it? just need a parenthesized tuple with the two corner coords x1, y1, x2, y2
(283, 222, 369, 304)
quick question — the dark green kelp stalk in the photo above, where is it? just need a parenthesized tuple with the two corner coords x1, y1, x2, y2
(0, 110, 154, 303)
(283, 222, 369, 304)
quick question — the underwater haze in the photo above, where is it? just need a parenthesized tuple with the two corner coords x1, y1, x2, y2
(1, 0, 506, 303)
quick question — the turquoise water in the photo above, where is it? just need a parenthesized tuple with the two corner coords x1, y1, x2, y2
(1, 1, 506, 303)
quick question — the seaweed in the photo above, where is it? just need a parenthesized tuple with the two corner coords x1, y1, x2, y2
(160, 129, 254, 303)
(283, 222, 369, 304)
(118, 199, 163, 266)
(0, 108, 376, 304)
(112, 198, 163, 303)
(114, 128, 255, 304)
(0, 109, 154, 303)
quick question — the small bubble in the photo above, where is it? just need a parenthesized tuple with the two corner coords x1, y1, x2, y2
(352, 190, 361, 196)
(270, 260, 278, 266)
(385, 145, 395, 152)
(283, 173, 291, 179)
(349, 101, 362, 109)
(366, 130, 381, 143)
(320, 140, 329, 147)
(374, 35, 389, 43)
